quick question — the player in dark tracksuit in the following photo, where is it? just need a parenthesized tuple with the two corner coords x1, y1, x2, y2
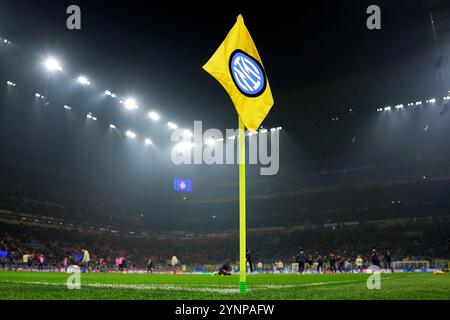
(246, 249, 253, 273)
(296, 250, 306, 273)
(317, 254, 324, 273)
(384, 248, 392, 271)
(329, 254, 337, 273)
(371, 248, 380, 267)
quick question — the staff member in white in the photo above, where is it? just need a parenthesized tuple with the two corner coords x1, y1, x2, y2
(81, 249, 90, 272)
(171, 255, 178, 274)
(23, 253, 33, 271)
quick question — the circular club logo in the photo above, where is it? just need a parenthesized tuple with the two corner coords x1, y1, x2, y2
(229, 50, 267, 97)
(179, 181, 186, 190)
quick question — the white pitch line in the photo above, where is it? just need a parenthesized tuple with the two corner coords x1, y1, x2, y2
(1, 277, 396, 294)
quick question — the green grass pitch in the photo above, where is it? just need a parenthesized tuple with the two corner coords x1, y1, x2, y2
(0, 272, 449, 300)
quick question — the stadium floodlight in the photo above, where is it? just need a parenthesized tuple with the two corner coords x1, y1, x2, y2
(148, 111, 160, 121)
(35, 93, 41, 98)
(183, 129, 193, 138)
(276, 127, 282, 131)
(124, 98, 138, 110)
(77, 75, 90, 86)
(86, 113, 93, 119)
(6, 80, 16, 87)
(384, 106, 391, 111)
(104, 90, 112, 96)
(92, 116, 97, 121)
(63, 105, 71, 110)
(415, 101, 422, 106)
(395, 104, 404, 110)
(111, 93, 117, 98)
(125, 130, 137, 139)
(428, 98, 436, 104)
(3, 39, 7, 44)
(270, 128, 277, 132)
(109, 124, 116, 129)
(144, 138, 153, 145)
(43, 57, 63, 72)
(167, 122, 178, 129)
(260, 128, 268, 133)
(444, 96, 450, 101)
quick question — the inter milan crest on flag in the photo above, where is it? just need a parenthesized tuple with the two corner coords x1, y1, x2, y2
(203, 15, 274, 132)
(229, 49, 267, 97)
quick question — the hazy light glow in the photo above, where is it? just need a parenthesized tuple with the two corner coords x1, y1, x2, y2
(174, 142, 195, 151)
(63, 105, 71, 110)
(148, 111, 160, 121)
(35, 93, 41, 98)
(144, 138, 153, 145)
(168, 122, 178, 129)
(126, 130, 137, 139)
(109, 124, 116, 129)
(6, 81, 16, 87)
(105, 90, 112, 96)
(44, 58, 63, 72)
(77, 75, 90, 86)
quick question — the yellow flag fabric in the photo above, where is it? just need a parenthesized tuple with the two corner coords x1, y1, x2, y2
(203, 15, 274, 132)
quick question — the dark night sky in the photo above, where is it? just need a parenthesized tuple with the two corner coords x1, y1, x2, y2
(0, 0, 449, 222)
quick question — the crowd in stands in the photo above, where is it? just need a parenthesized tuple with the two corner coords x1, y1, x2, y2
(1, 217, 448, 270)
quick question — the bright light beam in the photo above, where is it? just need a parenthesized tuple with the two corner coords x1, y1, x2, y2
(77, 75, 90, 86)
(124, 98, 138, 110)
(168, 122, 178, 129)
(148, 111, 160, 121)
(126, 130, 137, 139)
(44, 58, 63, 72)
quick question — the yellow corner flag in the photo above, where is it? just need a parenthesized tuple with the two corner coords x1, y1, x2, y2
(203, 15, 274, 132)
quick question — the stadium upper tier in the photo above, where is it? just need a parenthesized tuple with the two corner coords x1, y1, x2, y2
(1, 153, 450, 232)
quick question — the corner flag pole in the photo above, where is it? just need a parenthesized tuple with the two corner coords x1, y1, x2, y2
(238, 116, 247, 295)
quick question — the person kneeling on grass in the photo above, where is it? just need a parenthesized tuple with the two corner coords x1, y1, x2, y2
(216, 260, 232, 276)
